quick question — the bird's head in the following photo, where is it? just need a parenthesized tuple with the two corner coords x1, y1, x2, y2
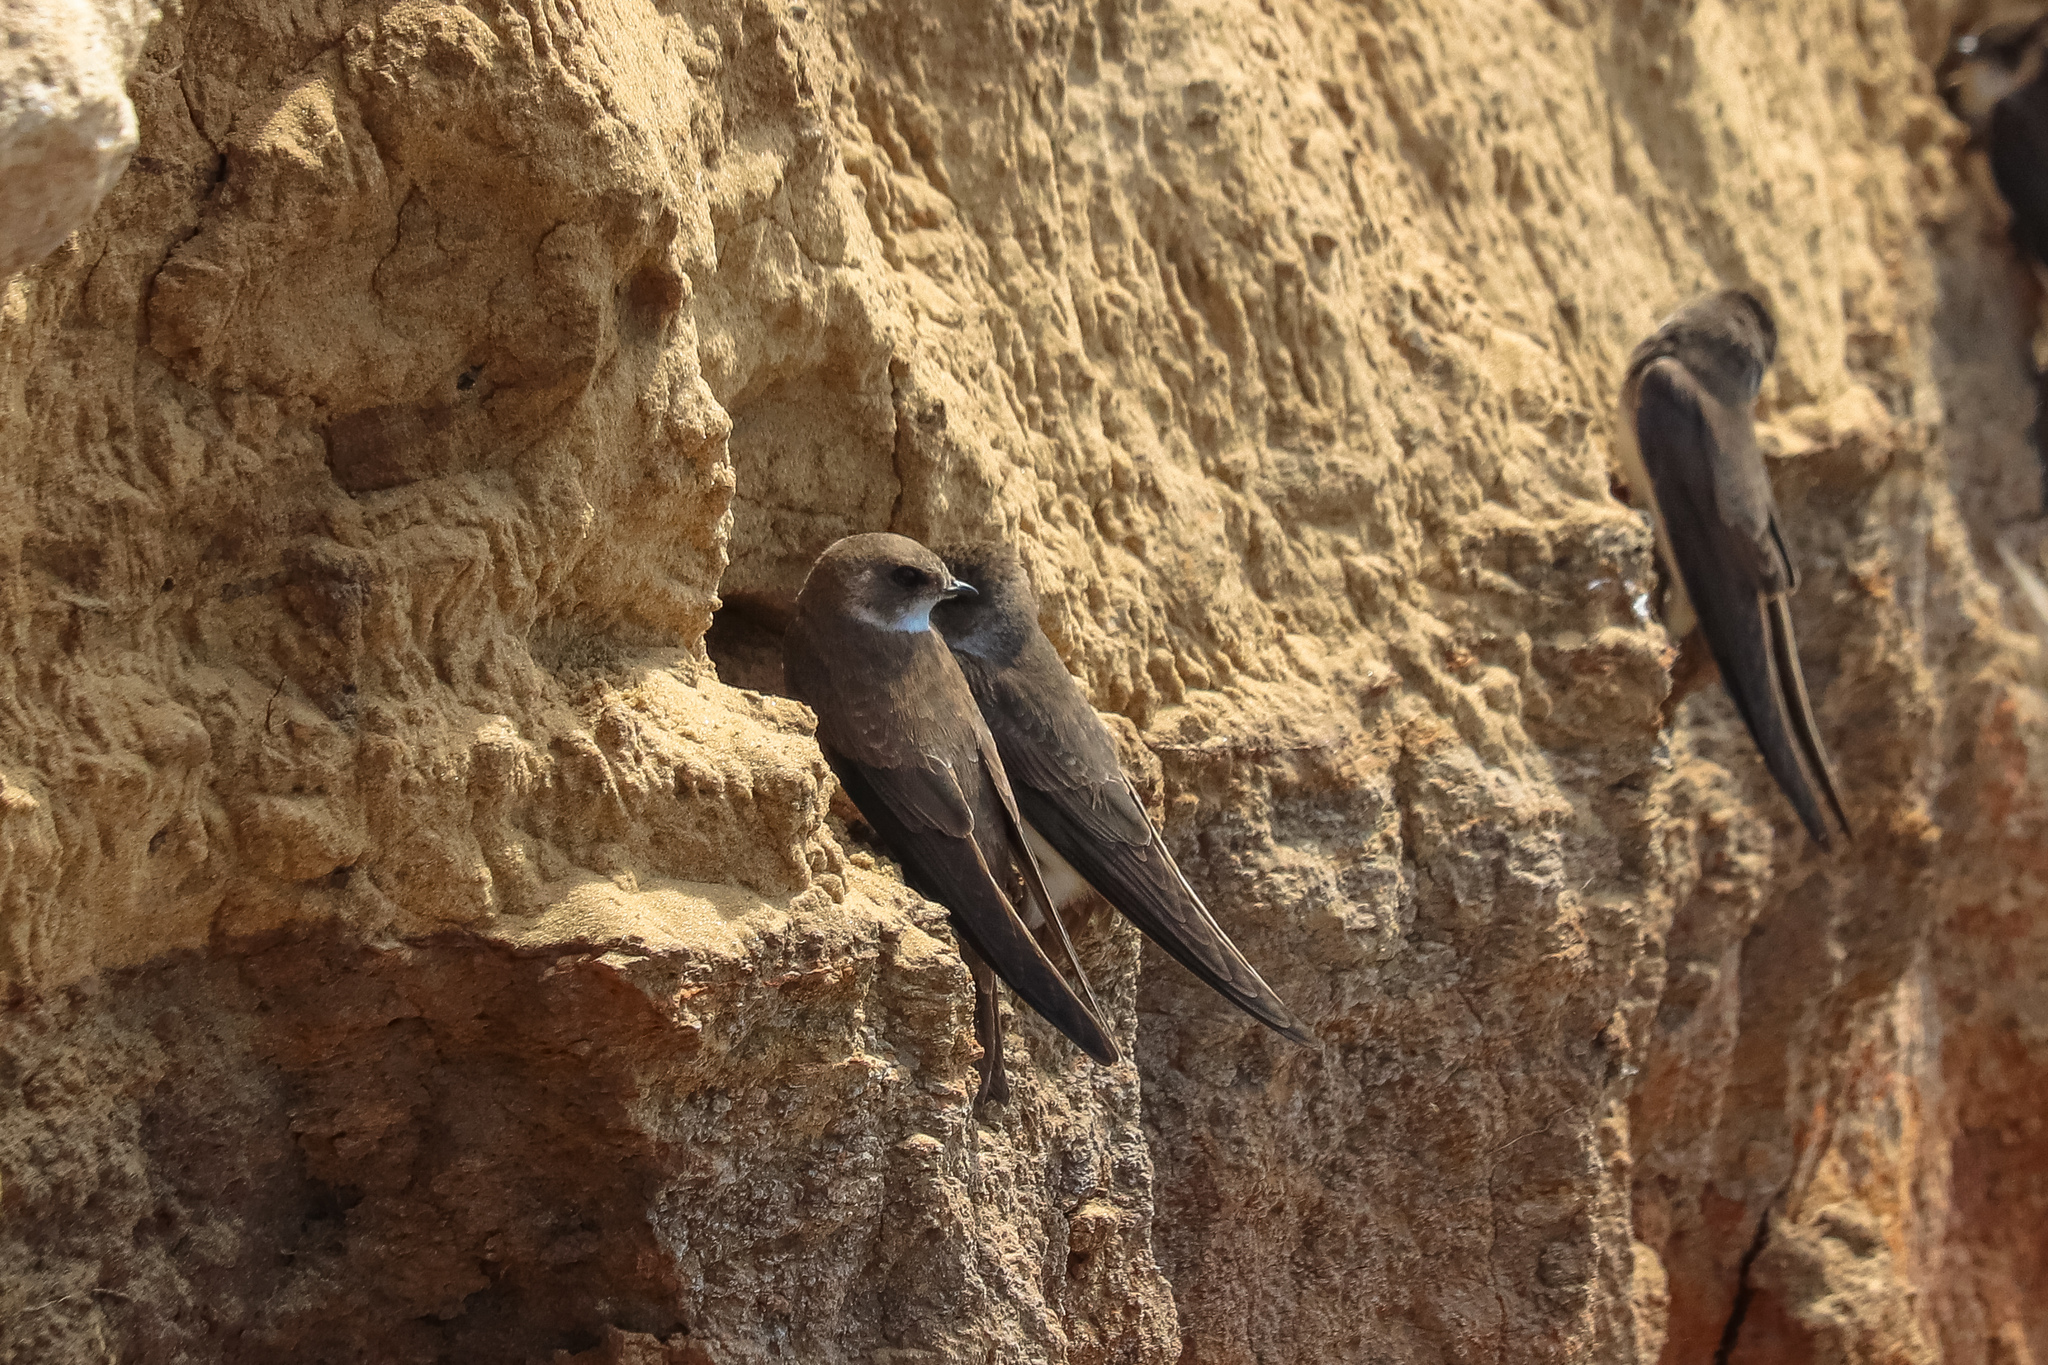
(795, 533, 976, 634)
(1633, 288, 1778, 400)
(1726, 289, 1778, 369)
(928, 541, 1040, 663)
(1947, 10, 2048, 126)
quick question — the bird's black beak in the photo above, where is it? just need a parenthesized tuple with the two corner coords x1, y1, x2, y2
(942, 578, 977, 600)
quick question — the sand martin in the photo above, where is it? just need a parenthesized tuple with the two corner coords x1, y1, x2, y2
(932, 542, 1315, 1045)
(1616, 290, 1852, 847)
(782, 533, 1119, 1103)
(1948, 10, 2048, 267)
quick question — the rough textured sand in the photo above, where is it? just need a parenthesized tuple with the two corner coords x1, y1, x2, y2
(4, 0, 2047, 1360)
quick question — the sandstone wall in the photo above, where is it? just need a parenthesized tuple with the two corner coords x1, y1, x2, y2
(3, 0, 2044, 1361)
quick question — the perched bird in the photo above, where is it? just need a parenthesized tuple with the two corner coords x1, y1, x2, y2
(1947, 10, 2048, 267)
(782, 533, 1118, 1104)
(931, 542, 1315, 1046)
(1616, 290, 1852, 848)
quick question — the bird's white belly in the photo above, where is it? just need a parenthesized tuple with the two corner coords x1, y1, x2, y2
(1022, 820, 1093, 913)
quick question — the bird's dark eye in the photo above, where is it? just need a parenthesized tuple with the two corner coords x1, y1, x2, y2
(890, 565, 926, 588)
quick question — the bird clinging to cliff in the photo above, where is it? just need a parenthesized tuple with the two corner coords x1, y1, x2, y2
(1945, 10, 2048, 507)
(930, 541, 1315, 1047)
(1947, 9, 2048, 268)
(1616, 290, 1852, 848)
(782, 533, 1119, 1105)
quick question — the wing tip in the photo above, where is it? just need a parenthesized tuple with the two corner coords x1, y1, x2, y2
(1226, 976, 1318, 1047)
(1271, 1016, 1321, 1049)
(993, 969, 1122, 1069)
(1821, 783, 1855, 846)
(1765, 595, 1854, 853)
(1024, 999, 1121, 1066)
(1797, 804, 1854, 851)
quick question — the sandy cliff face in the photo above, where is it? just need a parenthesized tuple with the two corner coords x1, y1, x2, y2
(2, 0, 2044, 1360)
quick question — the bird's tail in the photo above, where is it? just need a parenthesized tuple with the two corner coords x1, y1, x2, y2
(1766, 594, 1853, 841)
(946, 859, 1122, 1069)
(1701, 594, 1837, 847)
(1026, 787, 1317, 1047)
(1142, 821, 1319, 1047)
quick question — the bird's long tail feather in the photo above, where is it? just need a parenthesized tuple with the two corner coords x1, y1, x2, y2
(1766, 594, 1852, 841)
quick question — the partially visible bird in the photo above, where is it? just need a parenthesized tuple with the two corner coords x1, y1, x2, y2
(931, 542, 1315, 1046)
(1946, 10, 2048, 507)
(1948, 10, 2048, 267)
(1615, 290, 1852, 848)
(781, 533, 1118, 1105)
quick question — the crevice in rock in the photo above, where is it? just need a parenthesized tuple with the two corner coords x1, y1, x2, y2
(1712, 1205, 1773, 1365)
(702, 591, 796, 696)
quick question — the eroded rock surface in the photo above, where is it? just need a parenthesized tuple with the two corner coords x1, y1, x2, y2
(2, 0, 2044, 1361)
(0, 0, 157, 276)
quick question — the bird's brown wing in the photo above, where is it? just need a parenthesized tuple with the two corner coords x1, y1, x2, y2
(1992, 79, 2048, 267)
(1765, 592, 1853, 840)
(965, 712, 1115, 1036)
(1635, 357, 1847, 846)
(957, 638, 1316, 1045)
(792, 628, 1120, 1066)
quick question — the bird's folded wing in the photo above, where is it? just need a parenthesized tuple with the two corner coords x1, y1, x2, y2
(1766, 595, 1853, 840)
(959, 645, 1153, 848)
(807, 664, 979, 837)
(960, 708, 1115, 1036)
(822, 747, 1120, 1067)
(961, 644, 1311, 1042)
(1635, 359, 1779, 615)
(1015, 778, 1315, 1045)
(1643, 367, 1790, 597)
